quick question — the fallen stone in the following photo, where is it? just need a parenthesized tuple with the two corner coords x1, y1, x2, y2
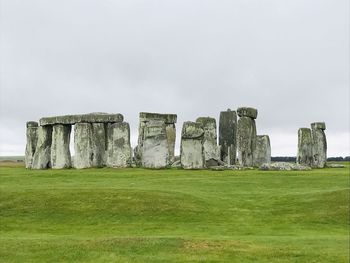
(237, 107, 258, 119)
(180, 121, 205, 169)
(51, 125, 72, 169)
(253, 135, 271, 167)
(311, 123, 327, 168)
(259, 162, 311, 171)
(25, 121, 38, 168)
(39, 113, 123, 126)
(171, 160, 182, 168)
(196, 117, 220, 162)
(141, 120, 169, 168)
(237, 116, 257, 167)
(32, 126, 53, 169)
(106, 122, 132, 168)
(297, 128, 313, 167)
(326, 163, 345, 168)
(219, 109, 237, 165)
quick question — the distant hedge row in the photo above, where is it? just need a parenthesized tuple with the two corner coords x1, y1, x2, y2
(271, 156, 350, 162)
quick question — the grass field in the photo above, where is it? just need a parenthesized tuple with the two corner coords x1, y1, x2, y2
(0, 162, 349, 262)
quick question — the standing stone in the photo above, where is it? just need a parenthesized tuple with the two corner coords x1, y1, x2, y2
(25, 122, 38, 168)
(196, 117, 220, 164)
(141, 120, 169, 168)
(237, 107, 257, 167)
(219, 109, 237, 165)
(135, 112, 177, 166)
(180, 121, 205, 169)
(253, 135, 271, 166)
(106, 122, 132, 168)
(311, 122, 327, 168)
(51, 125, 72, 169)
(32, 125, 53, 169)
(74, 123, 93, 169)
(91, 123, 106, 167)
(297, 128, 313, 166)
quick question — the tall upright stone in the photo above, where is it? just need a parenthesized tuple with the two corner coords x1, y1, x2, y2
(51, 124, 72, 169)
(32, 125, 53, 169)
(311, 122, 327, 168)
(253, 135, 271, 166)
(237, 107, 257, 167)
(74, 123, 93, 169)
(106, 122, 132, 168)
(180, 121, 205, 169)
(196, 117, 220, 164)
(297, 128, 313, 166)
(219, 109, 237, 165)
(135, 112, 177, 166)
(91, 123, 106, 167)
(25, 121, 38, 168)
(141, 120, 169, 168)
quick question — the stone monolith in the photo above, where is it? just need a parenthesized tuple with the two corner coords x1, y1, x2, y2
(25, 122, 38, 168)
(91, 123, 106, 167)
(253, 135, 271, 166)
(311, 122, 327, 168)
(74, 123, 93, 169)
(237, 107, 257, 167)
(106, 122, 132, 168)
(196, 117, 220, 164)
(219, 109, 237, 165)
(297, 128, 313, 166)
(141, 120, 169, 168)
(180, 121, 205, 169)
(32, 125, 53, 169)
(51, 124, 72, 169)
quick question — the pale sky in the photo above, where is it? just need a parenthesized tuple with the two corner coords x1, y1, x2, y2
(0, 0, 349, 157)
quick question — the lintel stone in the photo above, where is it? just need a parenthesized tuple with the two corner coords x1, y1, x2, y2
(237, 107, 258, 119)
(39, 113, 123, 126)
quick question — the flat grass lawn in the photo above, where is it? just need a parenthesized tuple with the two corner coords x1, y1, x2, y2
(0, 163, 349, 262)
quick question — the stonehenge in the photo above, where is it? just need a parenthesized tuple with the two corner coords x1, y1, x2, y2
(237, 107, 257, 167)
(219, 109, 237, 165)
(25, 109, 328, 171)
(311, 122, 327, 168)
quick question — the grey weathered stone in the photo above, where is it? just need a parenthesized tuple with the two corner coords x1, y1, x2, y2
(141, 120, 169, 168)
(237, 107, 258, 119)
(253, 135, 271, 167)
(74, 123, 93, 169)
(25, 121, 38, 168)
(219, 109, 237, 165)
(106, 122, 132, 168)
(136, 112, 177, 166)
(326, 163, 345, 168)
(237, 116, 257, 167)
(311, 122, 327, 168)
(259, 162, 311, 171)
(90, 123, 107, 167)
(196, 117, 220, 162)
(51, 125, 72, 169)
(297, 128, 313, 167)
(40, 113, 123, 126)
(180, 121, 205, 169)
(32, 126, 53, 169)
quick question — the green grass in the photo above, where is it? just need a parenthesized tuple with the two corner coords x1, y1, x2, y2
(0, 163, 349, 262)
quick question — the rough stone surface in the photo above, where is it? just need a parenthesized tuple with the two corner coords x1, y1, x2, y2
(91, 123, 107, 167)
(297, 128, 313, 167)
(51, 125, 72, 169)
(32, 126, 53, 169)
(74, 123, 93, 169)
(40, 113, 123, 126)
(196, 117, 220, 162)
(259, 162, 312, 171)
(25, 122, 38, 168)
(141, 120, 169, 168)
(219, 109, 237, 165)
(136, 112, 177, 166)
(180, 122, 205, 169)
(311, 122, 326, 130)
(253, 135, 271, 166)
(326, 163, 345, 168)
(106, 122, 132, 168)
(237, 116, 257, 167)
(311, 123, 327, 168)
(237, 107, 258, 119)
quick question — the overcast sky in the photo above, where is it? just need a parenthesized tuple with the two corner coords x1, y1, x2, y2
(0, 0, 349, 157)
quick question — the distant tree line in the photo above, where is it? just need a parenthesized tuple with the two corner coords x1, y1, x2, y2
(271, 156, 350, 162)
